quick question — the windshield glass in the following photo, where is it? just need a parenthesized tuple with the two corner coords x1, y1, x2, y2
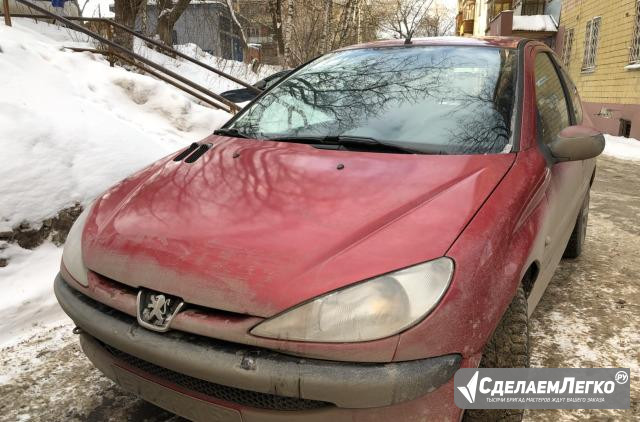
(228, 46, 518, 155)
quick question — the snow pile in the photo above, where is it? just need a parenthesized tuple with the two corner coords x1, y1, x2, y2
(512, 15, 558, 32)
(603, 134, 640, 162)
(0, 243, 67, 347)
(133, 41, 284, 94)
(0, 19, 231, 232)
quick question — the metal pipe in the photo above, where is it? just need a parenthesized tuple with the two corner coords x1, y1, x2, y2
(11, 0, 241, 113)
(107, 19, 262, 94)
(67, 47, 234, 113)
(4, 12, 261, 93)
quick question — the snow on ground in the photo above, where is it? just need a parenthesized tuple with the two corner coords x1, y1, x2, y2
(0, 243, 67, 349)
(132, 40, 284, 94)
(0, 18, 231, 232)
(603, 134, 640, 162)
(0, 18, 259, 349)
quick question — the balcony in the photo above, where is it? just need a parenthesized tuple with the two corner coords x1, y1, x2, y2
(462, 19, 475, 35)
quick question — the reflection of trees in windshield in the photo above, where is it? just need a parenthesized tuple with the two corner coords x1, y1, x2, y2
(446, 49, 517, 154)
(230, 46, 517, 155)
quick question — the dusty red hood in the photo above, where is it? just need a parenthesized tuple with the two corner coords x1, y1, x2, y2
(84, 136, 514, 317)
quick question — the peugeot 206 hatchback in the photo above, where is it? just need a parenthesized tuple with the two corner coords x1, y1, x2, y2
(55, 37, 604, 422)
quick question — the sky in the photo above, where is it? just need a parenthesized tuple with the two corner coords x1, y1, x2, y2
(438, 0, 458, 11)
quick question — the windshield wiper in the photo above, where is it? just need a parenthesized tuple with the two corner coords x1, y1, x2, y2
(213, 128, 250, 139)
(268, 135, 424, 154)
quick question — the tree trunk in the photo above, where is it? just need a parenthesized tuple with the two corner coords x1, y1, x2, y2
(334, 0, 354, 48)
(319, 0, 332, 54)
(283, 0, 294, 66)
(113, 0, 143, 49)
(355, 0, 361, 44)
(269, 0, 284, 58)
(224, 0, 248, 50)
(155, 0, 191, 47)
(138, 0, 147, 35)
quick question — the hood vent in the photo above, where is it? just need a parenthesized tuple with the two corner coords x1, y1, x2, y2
(173, 142, 213, 163)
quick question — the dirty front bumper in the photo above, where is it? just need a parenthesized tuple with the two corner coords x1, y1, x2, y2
(55, 273, 461, 417)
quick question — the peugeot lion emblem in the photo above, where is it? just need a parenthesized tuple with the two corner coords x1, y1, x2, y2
(137, 289, 184, 332)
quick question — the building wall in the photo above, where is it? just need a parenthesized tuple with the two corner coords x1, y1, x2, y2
(474, 0, 488, 36)
(141, 4, 224, 55)
(560, 0, 640, 138)
(138, 3, 246, 61)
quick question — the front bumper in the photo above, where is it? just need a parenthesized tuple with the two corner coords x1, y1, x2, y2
(55, 273, 461, 415)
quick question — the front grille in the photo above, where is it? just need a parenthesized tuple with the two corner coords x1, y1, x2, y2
(103, 343, 332, 411)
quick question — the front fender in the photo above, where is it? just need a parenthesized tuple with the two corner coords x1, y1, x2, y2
(392, 149, 548, 361)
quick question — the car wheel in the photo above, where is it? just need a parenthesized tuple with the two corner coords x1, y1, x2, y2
(462, 284, 529, 422)
(563, 191, 590, 259)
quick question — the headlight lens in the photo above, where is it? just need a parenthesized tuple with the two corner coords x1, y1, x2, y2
(250, 257, 454, 342)
(61, 203, 93, 287)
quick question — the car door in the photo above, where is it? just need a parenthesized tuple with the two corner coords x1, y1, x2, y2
(533, 50, 586, 273)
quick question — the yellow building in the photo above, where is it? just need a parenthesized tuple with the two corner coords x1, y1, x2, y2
(559, 0, 640, 138)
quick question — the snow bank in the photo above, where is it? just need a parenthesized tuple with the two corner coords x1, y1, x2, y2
(0, 243, 67, 347)
(133, 41, 284, 94)
(0, 19, 231, 232)
(512, 15, 558, 32)
(603, 134, 640, 162)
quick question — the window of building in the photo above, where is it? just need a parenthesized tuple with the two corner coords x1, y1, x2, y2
(619, 119, 632, 138)
(535, 53, 571, 145)
(488, 0, 512, 22)
(582, 17, 601, 71)
(562, 28, 574, 67)
(521, 0, 545, 16)
(463, 1, 475, 20)
(630, 0, 640, 64)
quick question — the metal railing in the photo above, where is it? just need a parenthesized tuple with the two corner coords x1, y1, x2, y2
(3, 0, 263, 113)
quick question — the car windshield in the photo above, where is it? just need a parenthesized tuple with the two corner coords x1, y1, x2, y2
(227, 46, 518, 155)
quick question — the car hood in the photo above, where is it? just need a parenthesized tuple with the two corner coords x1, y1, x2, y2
(84, 136, 514, 317)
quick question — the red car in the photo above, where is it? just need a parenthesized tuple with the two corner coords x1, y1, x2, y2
(55, 37, 604, 421)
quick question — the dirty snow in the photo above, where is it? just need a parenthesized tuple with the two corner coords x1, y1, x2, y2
(0, 18, 231, 232)
(0, 243, 67, 349)
(512, 15, 558, 32)
(603, 134, 640, 162)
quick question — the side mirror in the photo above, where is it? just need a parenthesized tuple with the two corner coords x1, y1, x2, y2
(548, 125, 605, 162)
(254, 80, 267, 90)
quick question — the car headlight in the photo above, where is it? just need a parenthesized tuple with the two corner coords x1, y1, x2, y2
(250, 257, 454, 342)
(61, 203, 93, 287)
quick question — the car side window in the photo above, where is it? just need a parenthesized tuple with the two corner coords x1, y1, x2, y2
(534, 53, 571, 144)
(560, 67, 583, 124)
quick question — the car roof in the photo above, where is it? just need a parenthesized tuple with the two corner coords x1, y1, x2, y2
(337, 36, 524, 51)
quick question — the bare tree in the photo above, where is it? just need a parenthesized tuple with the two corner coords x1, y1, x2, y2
(422, 1, 456, 36)
(113, 0, 146, 49)
(319, 0, 333, 54)
(379, 0, 435, 43)
(155, 0, 192, 46)
(269, 0, 285, 58)
(283, 0, 294, 65)
(224, 0, 249, 50)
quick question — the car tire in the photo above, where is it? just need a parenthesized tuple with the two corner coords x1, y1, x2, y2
(462, 284, 529, 422)
(563, 191, 590, 259)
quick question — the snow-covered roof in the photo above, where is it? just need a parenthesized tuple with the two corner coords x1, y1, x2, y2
(512, 15, 558, 32)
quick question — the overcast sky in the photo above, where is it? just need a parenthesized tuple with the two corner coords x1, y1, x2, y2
(438, 0, 458, 11)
